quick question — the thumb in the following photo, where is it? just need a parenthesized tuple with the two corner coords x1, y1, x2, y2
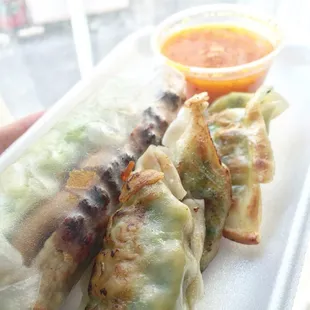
(0, 111, 44, 154)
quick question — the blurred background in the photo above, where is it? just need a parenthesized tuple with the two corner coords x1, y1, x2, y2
(0, 0, 304, 119)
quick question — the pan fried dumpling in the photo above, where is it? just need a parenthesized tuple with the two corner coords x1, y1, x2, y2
(209, 87, 288, 244)
(183, 199, 205, 262)
(136, 144, 206, 265)
(87, 170, 203, 310)
(208, 91, 251, 112)
(135, 145, 186, 200)
(163, 93, 232, 271)
(209, 86, 288, 132)
(223, 183, 262, 245)
(222, 149, 262, 245)
(208, 87, 277, 185)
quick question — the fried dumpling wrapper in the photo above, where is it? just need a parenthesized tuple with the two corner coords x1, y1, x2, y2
(209, 86, 289, 132)
(136, 145, 206, 263)
(208, 87, 276, 185)
(87, 169, 203, 310)
(223, 150, 262, 245)
(223, 183, 262, 245)
(209, 86, 288, 244)
(135, 145, 187, 200)
(163, 93, 232, 271)
(0, 234, 40, 310)
(183, 198, 206, 262)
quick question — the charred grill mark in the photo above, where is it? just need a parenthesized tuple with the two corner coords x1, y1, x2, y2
(161, 91, 180, 111)
(56, 212, 98, 262)
(110, 249, 119, 257)
(100, 166, 113, 181)
(78, 186, 110, 216)
(64, 215, 84, 230)
(143, 107, 155, 121)
(100, 166, 116, 183)
(136, 122, 165, 147)
(79, 198, 98, 216)
(131, 105, 173, 149)
(90, 186, 110, 206)
(119, 152, 136, 166)
(140, 127, 158, 146)
(56, 186, 111, 260)
(100, 288, 107, 296)
(100, 166, 122, 199)
(111, 160, 121, 173)
(106, 184, 121, 202)
(61, 215, 85, 242)
(158, 119, 169, 132)
(143, 107, 169, 129)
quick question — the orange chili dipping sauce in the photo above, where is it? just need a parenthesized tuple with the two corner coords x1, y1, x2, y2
(161, 25, 275, 101)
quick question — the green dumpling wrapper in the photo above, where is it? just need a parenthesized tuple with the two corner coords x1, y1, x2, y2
(209, 86, 288, 244)
(87, 167, 203, 310)
(163, 93, 232, 271)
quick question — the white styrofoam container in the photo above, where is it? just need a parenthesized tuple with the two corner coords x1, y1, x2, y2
(1, 27, 310, 310)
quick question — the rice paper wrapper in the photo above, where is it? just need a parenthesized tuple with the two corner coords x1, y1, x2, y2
(0, 234, 41, 309)
(0, 65, 185, 310)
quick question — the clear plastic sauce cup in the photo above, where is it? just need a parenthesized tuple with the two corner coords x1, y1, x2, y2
(152, 4, 283, 101)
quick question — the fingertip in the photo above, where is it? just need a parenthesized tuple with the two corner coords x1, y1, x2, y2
(0, 110, 45, 154)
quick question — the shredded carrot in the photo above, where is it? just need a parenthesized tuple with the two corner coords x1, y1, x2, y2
(121, 161, 135, 181)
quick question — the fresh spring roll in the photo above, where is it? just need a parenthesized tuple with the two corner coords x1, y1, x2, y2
(8, 67, 186, 266)
(163, 93, 232, 271)
(0, 66, 185, 236)
(208, 86, 288, 244)
(87, 167, 204, 310)
(0, 79, 140, 235)
(27, 76, 186, 309)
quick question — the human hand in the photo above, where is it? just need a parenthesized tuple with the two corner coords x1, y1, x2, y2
(0, 111, 44, 154)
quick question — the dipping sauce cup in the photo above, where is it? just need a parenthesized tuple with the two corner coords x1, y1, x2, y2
(152, 4, 283, 101)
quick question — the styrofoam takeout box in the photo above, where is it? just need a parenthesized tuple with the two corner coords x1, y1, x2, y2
(1, 27, 310, 310)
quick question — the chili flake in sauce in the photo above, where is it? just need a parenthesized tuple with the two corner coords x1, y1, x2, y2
(161, 25, 274, 68)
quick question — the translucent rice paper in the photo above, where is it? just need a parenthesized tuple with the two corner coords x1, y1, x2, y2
(0, 67, 182, 234)
(0, 65, 185, 310)
(0, 234, 40, 310)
